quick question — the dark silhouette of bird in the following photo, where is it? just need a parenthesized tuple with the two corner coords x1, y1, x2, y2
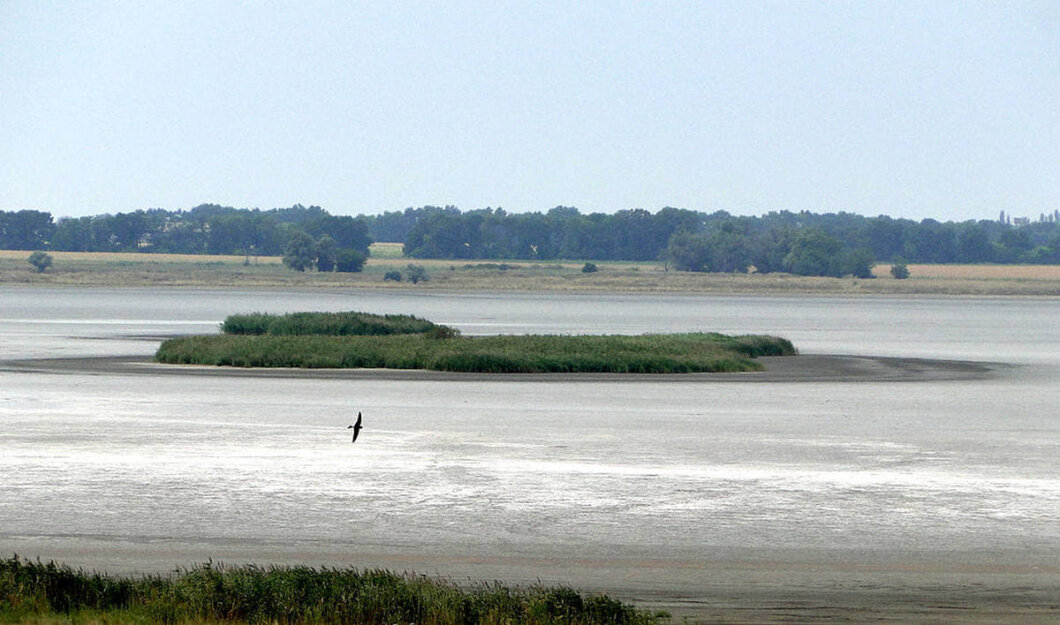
(347, 412, 363, 443)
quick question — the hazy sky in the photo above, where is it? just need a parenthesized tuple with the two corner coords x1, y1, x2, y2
(2, 1, 1057, 221)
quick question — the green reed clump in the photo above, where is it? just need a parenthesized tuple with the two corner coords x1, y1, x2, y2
(0, 557, 136, 615)
(701, 332, 797, 358)
(156, 332, 795, 373)
(221, 312, 278, 335)
(221, 311, 446, 337)
(0, 557, 659, 625)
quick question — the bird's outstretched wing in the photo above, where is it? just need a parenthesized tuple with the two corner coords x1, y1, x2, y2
(348, 412, 363, 443)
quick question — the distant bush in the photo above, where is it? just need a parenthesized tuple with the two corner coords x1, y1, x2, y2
(405, 264, 428, 284)
(891, 260, 910, 279)
(28, 251, 53, 273)
(383, 270, 403, 282)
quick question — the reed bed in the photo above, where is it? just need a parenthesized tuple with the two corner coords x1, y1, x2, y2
(156, 332, 795, 373)
(0, 556, 659, 625)
(221, 312, 444, 336)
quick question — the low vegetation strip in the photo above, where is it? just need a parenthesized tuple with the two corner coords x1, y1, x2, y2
(7, 251, 1060, 295)
(0, 556, 659, 625)
(221, 311, 443, 336)
(156, 332, 796, 373)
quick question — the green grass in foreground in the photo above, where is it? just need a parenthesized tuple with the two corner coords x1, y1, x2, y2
(156, 332, 795, 373)
(0, 556, 660, 625)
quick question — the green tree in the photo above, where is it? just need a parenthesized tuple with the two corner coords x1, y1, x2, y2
(890, 258, 910, 279)
(405, 264, 428, 284)
(865, 216, 907, 261)
(749, 226, 795, 273)
(610, 209, 656, 260)
(783, 228, 845, 277)
(664, 231, 710, 272)
(995, 227, 1033, 262)
(0, 210, 55, 250)
(27, 251, 53, 273)
(282, 230, 316, 272)
(956, 223, 993, 263)
(206, 212, 278, 258)
(51, 216, 92, 251)
(706, 222, 753, 272)
(842, 247, 876, 279)
(335, 248, 367, 272)
(315, 235, 338, 272)
(110, 210, 149, 250)
(304, 215, 372, 254)
(403, 209, 468, 258)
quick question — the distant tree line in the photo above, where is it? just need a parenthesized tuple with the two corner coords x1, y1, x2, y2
(363, 205, 1060, 275)
(4, 204, 1060, 277)
(0, 204, 372, 269)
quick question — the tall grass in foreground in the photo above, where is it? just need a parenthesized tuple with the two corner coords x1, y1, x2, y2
(0, 557, 659, 625)
(156, 332, 795, 373)
(221, 312, 445, 337)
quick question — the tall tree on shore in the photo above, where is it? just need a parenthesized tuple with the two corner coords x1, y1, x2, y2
(282, 230, 317, 272)
(0, 210, 54, 250)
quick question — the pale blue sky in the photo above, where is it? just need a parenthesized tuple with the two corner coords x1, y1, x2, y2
(2, 1, 1057, 221)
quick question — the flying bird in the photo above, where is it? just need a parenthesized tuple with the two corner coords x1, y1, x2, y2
(347, 412, 363, 443)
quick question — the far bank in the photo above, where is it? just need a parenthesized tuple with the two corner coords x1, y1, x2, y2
(3, 248, 1060, 296)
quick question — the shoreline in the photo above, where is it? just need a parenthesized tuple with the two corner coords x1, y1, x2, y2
(4, 252, 1060, 296)
(3, 538, 1056, 623)
(0, 353, 1002, 383)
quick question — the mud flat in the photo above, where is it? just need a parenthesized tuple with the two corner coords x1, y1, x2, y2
(0, 353, 1000, 383)
(4, 351, 1046, 624)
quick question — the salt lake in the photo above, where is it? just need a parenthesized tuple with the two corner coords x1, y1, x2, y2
(1, 287, 1057, 610)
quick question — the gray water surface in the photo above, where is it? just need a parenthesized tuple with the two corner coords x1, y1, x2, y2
(0, 287, 1057, 587)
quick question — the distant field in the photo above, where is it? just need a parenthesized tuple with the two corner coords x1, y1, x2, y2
(2, 249, 1060, 295)
(370, 241, 405, 258)
(875, 263, 1060, 280)
(0, 249, 276, 264)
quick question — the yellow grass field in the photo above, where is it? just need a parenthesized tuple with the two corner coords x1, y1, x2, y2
(368, 241, 405, 258)
(2, 248, 1060, 295)
(875, 263, 1060, 280)
(0, 249, 281, 264)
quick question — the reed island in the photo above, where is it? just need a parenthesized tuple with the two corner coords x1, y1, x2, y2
(155, 311, 796, 373)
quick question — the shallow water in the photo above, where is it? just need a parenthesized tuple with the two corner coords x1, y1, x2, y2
(0, 287, 1057, 582)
